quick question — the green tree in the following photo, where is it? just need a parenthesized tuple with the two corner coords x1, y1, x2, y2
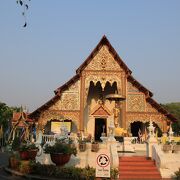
(0, 102, 12, 131)
(0, 102, 20, 132)
(162, 102, 180, 136)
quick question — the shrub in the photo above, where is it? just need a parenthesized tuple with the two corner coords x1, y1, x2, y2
(19, 142, 38, 151)
(44, 139, 77, 156)
(174, 168, 180, 179)
(29, 163, 119, 180)
(176, 141, 180, 145)
(111, 168, 119, 179)
(165, 141, 171, 145)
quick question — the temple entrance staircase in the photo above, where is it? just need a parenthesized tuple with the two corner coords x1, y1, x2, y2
(119, 156, 162, 180)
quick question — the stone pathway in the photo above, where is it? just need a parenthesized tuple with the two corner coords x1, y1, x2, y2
(0, 152, 9, 167)
(0, 152, 25, 180)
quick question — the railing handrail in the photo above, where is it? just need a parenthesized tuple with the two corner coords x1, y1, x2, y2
(42, 134, 55, 143)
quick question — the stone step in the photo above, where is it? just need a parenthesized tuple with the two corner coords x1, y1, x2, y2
(119, 156, 162, 180)
(119, 176, 162, 180)
(120, 171, 161, 175)
(119, 166, 157, 171)
(119, 161, 155, 166)
(119, 156, 149, 161)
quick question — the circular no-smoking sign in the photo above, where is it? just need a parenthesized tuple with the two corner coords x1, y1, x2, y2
(97, 154, 110, 167)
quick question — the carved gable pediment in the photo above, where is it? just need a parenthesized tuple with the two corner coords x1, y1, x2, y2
(127, 81, 140, 92)
(85, 45, 122, 71)
(91, 104, 111, 116)
(49, 80, 80, 111)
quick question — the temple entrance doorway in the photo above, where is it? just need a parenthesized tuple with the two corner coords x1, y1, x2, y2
(95, 118, 107, 141)
(131, 121, 144, 137)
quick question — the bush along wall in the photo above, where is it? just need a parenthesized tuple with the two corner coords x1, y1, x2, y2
(29, 162, 119, 180)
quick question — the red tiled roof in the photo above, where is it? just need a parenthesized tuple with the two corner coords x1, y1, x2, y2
(12, 112, 34, 127)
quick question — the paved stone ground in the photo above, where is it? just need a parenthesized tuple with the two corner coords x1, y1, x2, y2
(0, 152, 25, 180)
(0, 152, 9, 167)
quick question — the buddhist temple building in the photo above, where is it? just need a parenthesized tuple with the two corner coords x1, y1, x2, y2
(29, 36, 176, 140)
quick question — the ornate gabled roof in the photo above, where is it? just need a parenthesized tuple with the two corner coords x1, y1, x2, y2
(12, 111, 33, 127)
(30, 74, 80, 118)
(54, 74, 80, 95)
(127, 75, 153, 97)
(29, 94, 60, 119)
(75, 35, 153, 97)
(146, 97, 177, 121)
(29, 35, 176, 122)
(12, 112, 33, 122)
(91, 104, 112, 116)
(76, 35, 132, 74)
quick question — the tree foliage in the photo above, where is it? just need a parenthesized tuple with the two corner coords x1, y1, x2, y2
(0, 102, 20, 131)
(162, 102, 180, 135)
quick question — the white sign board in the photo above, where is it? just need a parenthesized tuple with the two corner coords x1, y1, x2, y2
(96, 152, 111, 178)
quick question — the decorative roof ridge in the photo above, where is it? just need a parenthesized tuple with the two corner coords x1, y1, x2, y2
(29, 74, 80, 118)
(54, 74, 80, 95)
(127, 74, 153, 97)
(12, 112, 21, 121)
(76, 35, 132, 74)
(146, 97, 177, 121)
(12, 111, 27, 121)
(29, 95, 60, 118)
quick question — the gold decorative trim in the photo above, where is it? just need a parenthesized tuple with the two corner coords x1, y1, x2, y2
(126, 112, 167, 131)
(49, 80, 80, 111)
(85, 45, 122, 71)
(37, 110, 80, 130)
(127, 94, 145, 112)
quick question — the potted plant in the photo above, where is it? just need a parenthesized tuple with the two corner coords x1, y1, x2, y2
(9, 151, 20, 170)
(162, 141, 172, 152)
(78, 139, 87, 152)
(9, 137, 21, 169)
(173, 141, 180, 153)
(91, 141, 99, 152)
(44, 138, 77, 166)
(19, 143, 39, 160)
(19, 143, 30, 160)
(77, 132, 87, 152)
(27, 143, 39, 160)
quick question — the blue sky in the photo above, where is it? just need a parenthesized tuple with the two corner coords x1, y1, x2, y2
(0, 1, 180, 111)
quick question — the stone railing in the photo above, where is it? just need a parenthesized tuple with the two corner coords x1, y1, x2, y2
(152, 144, 180, 179)
(42, 135, 55, 143)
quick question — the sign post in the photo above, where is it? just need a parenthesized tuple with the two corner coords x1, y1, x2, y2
(96, 151, 111, 178)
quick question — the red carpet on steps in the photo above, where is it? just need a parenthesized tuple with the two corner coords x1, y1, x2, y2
(119, 156, 162, 180)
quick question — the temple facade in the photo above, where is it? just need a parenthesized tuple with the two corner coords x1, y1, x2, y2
(30, 36, 175, 140)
